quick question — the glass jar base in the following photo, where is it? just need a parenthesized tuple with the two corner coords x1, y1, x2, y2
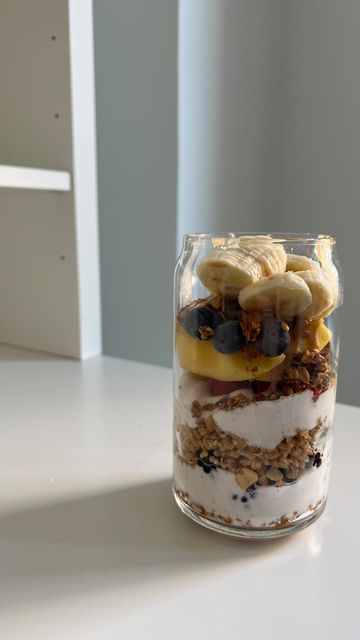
(173, 487, 326, 540)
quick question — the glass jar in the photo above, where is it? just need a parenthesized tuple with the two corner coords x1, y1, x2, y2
(173, 233, 342, 539)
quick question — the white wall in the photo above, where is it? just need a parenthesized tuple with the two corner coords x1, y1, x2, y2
(178, 0, 358, 405)
(0, 0, 101, 359)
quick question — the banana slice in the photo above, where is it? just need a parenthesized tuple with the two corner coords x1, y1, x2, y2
(239, 272, 312, 318)
(197, 249, 261, 296)
(286, 254, 319, 272)
(323, 271, 341, 317)
(296, 269, 336, 319)
(197, 239, 286, 296)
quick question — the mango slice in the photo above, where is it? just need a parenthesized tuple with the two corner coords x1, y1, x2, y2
(176, 325, 285, 381)
(295, 320, 331, 353)
(176, 320, 331, 383)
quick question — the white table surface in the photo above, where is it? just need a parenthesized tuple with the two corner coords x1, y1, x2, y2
(0, 345, 358, 640)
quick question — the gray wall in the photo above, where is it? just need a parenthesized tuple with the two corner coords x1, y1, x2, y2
(178, 0, 359, 405)
(274, 1, 360, 406)
(178, 0, 286, 246)
(95, 0, 358, 405)
(94, 0, 177, 367)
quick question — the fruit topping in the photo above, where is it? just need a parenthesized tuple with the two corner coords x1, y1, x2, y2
(251, 380, 271, 394)
(183, 306, 219, 340)
(247, 485, 257, 498)
(256, 317, 291, 357)
(197, 238, 287, 296)
(296, 269, 336, 320)
(312, 452, 322, 468)
(286, 254, 319, 272)
(239, 271, 312, 318)
(196, 449, 217, 473)
(213, 321, 246, 354)
(176, 325, 286, 381)
(209, 378, 251, 396)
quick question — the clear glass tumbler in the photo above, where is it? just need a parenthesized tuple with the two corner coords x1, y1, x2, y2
(173, 233, 342, 539)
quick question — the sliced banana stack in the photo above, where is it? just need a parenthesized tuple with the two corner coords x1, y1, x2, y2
(286, 252, 340, 318)
(197, 237, 287, 296)
(323, 267, 341, 315)
(296, 269, 337, 319)
(286, 254, 319, 272)
(238, 272, 312, 318)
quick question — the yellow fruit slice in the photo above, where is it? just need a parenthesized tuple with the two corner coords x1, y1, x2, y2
(176, 325, 285, 381)
(295, 320, 331, 352)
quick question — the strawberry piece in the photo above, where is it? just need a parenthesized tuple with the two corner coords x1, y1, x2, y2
(311, 385, 323, 402)
(252, 381, 271, 394)
(209, 378, 252, 396)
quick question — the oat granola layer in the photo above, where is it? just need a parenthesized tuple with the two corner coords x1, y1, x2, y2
(176, 372, 335, 449)
(174, 358, 334, 528)
(174, 430, 331, 528)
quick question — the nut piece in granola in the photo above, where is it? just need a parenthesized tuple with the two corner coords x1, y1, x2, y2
(235, 468, 259, 490)
(266, 467, 284, 482)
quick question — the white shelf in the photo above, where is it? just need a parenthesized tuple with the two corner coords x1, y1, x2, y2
(0, 164, 71, 192)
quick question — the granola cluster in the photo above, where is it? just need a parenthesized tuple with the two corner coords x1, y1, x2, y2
(279, 344, 332, 397)
(176, 414, 323, 487)
(239, 311, 262, 342)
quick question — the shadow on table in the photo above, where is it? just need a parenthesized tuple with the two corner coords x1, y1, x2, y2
(0, 342, 67, 362)
(0, 478, 304, 611)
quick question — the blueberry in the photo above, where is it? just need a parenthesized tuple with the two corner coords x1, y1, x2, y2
(313, 452, 322, 468)
(280, 470, 297, 484)
(213, 321, 246, 354)
(256, 318, 291, 356)
(197, 449, 217, 474)
(247, 485, 257, 498)
(183, 306, 219, 340)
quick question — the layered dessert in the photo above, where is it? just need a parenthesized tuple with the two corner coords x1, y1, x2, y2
(173, 235, 340, 536)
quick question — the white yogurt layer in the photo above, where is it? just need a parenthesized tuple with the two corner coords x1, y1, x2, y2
(175, 373, 336, 449)
(174, 438, 332, 528)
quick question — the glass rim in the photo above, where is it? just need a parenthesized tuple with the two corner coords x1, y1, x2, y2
(183, 232, 336, 246)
